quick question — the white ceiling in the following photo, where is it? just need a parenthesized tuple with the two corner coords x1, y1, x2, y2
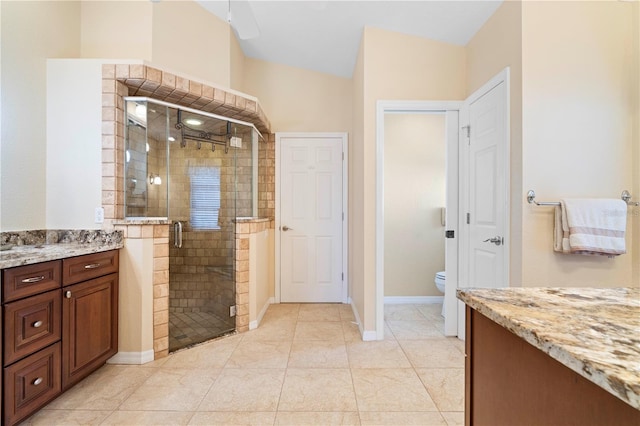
(197, 0, 503, 78)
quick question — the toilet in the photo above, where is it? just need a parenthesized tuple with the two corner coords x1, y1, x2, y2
(435, 271, 446, 317)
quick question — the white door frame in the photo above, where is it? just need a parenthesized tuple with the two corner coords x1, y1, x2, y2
(376, 101, 462, 340)
(457, 68, 511, 338)
(275, 132, 349, 304)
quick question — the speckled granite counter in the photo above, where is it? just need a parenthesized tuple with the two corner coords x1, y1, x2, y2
(0, 229, 123, 269)
(457, 287, 640, 410)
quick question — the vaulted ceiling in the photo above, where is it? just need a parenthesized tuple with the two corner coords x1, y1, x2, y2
(197, 1, 503, 78)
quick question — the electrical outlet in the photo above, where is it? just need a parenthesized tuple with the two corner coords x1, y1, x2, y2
(230, 305, 237, 317)
(94, 207, 105, 224)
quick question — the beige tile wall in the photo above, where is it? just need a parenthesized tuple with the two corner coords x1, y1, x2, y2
(102, 64, 276, 358)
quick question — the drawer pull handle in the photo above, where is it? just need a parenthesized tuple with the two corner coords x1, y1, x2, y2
(65, 291, 72, 299)
(33, 377, 43, 386)
(21, 275, 45, 283)
(32, 320, 43, 328)
(84, 263, 101, 269)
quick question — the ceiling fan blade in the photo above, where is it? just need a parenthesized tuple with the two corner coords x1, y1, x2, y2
(229, 0, 260, 40)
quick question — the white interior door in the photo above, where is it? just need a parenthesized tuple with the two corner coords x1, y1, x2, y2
(279, 135, 344, 303)
(468, 82, 507, 288)
(458, 72, 509, 338)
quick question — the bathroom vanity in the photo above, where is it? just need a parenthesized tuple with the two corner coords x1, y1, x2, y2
(458, 287, 640, 425)
(0, 234, 122, 426)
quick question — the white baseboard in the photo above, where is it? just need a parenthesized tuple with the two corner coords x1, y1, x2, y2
(107, 350, 155, 365)
(348, 297, 379, 341)
(384, 296, 444, 304)
(249, 297, 274, 330)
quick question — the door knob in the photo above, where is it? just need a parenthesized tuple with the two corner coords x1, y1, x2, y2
(483, 236, 503, 246)
(282, 225, 293, 231)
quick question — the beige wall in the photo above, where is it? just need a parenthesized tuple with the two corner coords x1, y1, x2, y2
(230, 29, 245, 91)
(352, 27, 466, 332)
(80, 1, 152, 60)
(350, 36, 366, 329)
(521, 1, 635, 287)
(243, 57, 352, 133)
(249, 229, 272, 327)
(384, 114, 446, 297)
(117, 238, 155, 356)
(466, 0, 523, 287)
(1, 1, 81, 231)
(151, 1, 231, 86)
(634, 2, 640, 287)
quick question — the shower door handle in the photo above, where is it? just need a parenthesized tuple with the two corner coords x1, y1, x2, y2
(174, 221, 183, 248)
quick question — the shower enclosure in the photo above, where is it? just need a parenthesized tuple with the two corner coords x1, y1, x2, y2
(124, 98, 259, 352)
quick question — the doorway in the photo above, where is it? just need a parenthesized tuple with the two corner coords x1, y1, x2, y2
(275, 133, 349, 303)
(376, 102, 461, 340)
(376, 69, 510, 340)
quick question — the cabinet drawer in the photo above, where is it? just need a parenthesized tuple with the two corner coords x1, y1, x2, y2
(62, 250, 118, 285)
(2, 260, 61, 303)
(3, 342, 61, 426)
(4, 290, 62, 366)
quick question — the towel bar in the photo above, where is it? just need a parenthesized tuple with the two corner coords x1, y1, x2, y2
(527, 190, 639, 206)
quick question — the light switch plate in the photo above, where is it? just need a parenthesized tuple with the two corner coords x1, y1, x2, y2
(95, 207, 105, 224)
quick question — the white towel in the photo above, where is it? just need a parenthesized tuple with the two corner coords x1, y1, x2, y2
(553, 199, 627, 256)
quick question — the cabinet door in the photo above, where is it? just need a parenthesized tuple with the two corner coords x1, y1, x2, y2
(62, 273, 118, 390)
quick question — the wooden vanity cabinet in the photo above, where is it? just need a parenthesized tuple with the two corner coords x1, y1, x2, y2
(62, 272, 118, 389)
(2, 250, 119, 426)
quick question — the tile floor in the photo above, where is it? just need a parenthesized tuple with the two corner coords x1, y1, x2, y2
(23, 303, 465, 425)
(169, 311, 235, 352)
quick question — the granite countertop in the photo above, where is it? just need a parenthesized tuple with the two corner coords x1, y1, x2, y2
(0, 229, 124, 269)
(457, 287, 640, 410)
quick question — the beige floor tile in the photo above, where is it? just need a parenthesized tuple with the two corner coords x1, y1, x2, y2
(339, 304, 356, 321)
(119, 368, 220, 411)
(346, 341, 411, 369)
(359, 411, 447, 425)
(383, 323, 396, 341)
(448, 336, 466, 354)
(21, 409, 112, 425)
(45, 365, 154, 410)
(416, 304, 444, 320)
(441, 411, 464, 425)
(288, 339, 349, 368)
(198, 369, 285, 411)
(384, 304, 425, 321)
(101, 410, 194, 425)
(351, 368, 438, 412)
(226, 340, 292, 369)
(399, 340, 464, 368)
(188, 411, 276, 425)
(261, 304, 300, 323)
(278, 368, 357, 412)
(416, 368, 465, 412)
(294, 321, 344, 341)
(298, 303, 342, 321)
(242, 320, 297, 342)
(275, 411, 360, 425)
(162, 334, 242, 369)
(386, 320, 444, 340)
(342, 320, 362, 342)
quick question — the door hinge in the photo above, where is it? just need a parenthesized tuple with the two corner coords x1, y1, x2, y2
(342, 212, 344, 221)
(342, 152, 344, 160)
(342, 272, 344, 281)
(462, 125, 470, 138)
(466, 212, 471, 224)
(230, 305, 237, 317)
